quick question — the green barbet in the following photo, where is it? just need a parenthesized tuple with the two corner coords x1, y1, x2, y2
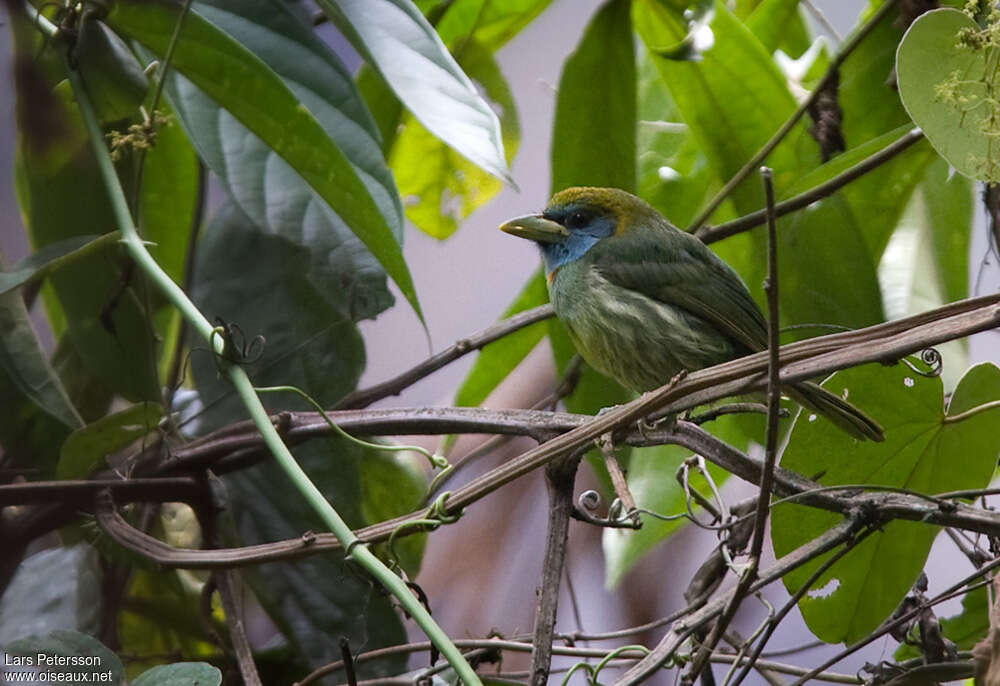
(500, 187, 883, 441)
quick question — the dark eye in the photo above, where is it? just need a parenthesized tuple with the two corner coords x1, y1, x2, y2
(567, 211, 588, 229)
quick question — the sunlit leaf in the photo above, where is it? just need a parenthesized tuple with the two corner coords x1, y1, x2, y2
(57, 402, 163, 480)
(319, 0, 512, 184)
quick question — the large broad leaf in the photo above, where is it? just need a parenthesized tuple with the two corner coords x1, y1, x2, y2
(13, 15, 160, 403)
(772, 362, 1000, 644)
(137, 0, 400, 323)
(106, 0, 422, 322)
(189, 203, 414, 676)
(0, 235, 108, 296)
(318, 0, 512, 185)
(391, 40, 519, 239)
(453, 269, 549, 407)
(551, 0, 636, 194)
(3, 631, 125, 685)
(190, 201, 366, 428)
(224, 438, 409, 680)
(897, 9, 999, 181)
(0, 545, 101, 644)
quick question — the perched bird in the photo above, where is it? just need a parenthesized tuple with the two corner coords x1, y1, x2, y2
(500, 187, 883, 441)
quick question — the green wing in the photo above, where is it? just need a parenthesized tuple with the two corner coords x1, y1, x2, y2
(589, 224, 769, 352)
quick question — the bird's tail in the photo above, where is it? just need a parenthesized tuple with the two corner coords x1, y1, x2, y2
(787, 381, 884, 442)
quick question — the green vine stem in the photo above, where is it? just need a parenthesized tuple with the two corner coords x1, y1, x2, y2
(32, 4, 481, 682)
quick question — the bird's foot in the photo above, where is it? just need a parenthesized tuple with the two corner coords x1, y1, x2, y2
(636, 413, 677, 440)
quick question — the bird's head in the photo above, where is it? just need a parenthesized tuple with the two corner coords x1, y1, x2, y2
(499, 187, 656, 278)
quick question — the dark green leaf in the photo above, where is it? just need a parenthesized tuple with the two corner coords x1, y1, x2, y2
(391, 41, 519, 239)
(318, 0, 512, 184)
(0, 289, 82, 433)
(772, 362, 1000, 643)
(0, 545, 101, 644)
(190, 202, 365, 428)
(188, 203, 406, 676)
(3, 630, 125, 685)
(0, 235, 113, 296)
(14, 80, 160, 402)
(551, 0, 636, 194)
(225, 439, 408, 680)
(106, 0, 422, 322)
(57, 402, 164, 480)
(132, 662, 222, 686)
(75, 16, 148, 124)
(454, 269, 549, 407)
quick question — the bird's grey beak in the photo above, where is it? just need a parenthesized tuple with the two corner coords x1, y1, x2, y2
(499, 215, 568, 244)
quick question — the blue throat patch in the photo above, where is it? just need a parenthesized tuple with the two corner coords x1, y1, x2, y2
(537, 213, 616, 274)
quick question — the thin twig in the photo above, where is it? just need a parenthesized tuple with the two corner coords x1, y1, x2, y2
(697, 128, 924, 243)
(682, 167, 782, 685)
(686, 0, 901, 231)
(334, 305, 554, 409)
(530, 454, 582, 686)
(598, 433, 640, 526)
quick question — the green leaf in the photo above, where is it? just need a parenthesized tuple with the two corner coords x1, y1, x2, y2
(0, 234, 113, 296)
(745, 0, 810, 55)
(897, 8, 1000, 181)
(190, 202, 366, 428)
(144, 0, 401, 323)
(138, 103, 199, 287)
(359, 447, 428, 578)
(839, 0, 913, 149)
(106, 0, 423, 323)
(57, 402, 164, 480)
(75, 16, 148, 124)
(551, 0, 637, 194)
(318, 0, 512, 184)
(636, 0, 815, 213)
(435, 0, 554, 51)
(772, 362, 1000, 644)
(636, 46, 732, 229)
(0, 288, 82, 433)
(3, 630, 125, 685)
(391, 40, 519, 239)
(132, 662, 222, 686)
(224, 439, 408, 679)
(14, 86, 160, 402)
(0, 545, 101, 644)
(454, 269, 550, 407)
(926, 160, 973, 305)
(118, 568, 221, 677)
(187, 203, 407, 677)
